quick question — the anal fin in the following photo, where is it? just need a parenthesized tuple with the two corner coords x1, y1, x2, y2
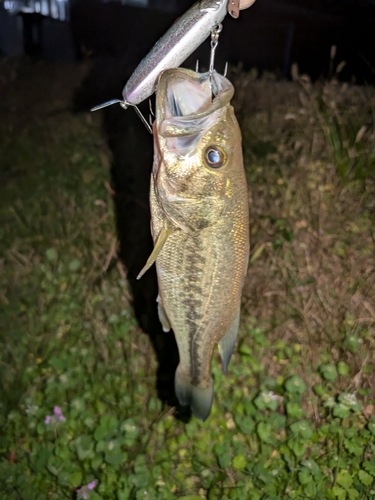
(137, 227, 170, 280)
(218, 310, 240, 373)
(157, 296, 171, 332)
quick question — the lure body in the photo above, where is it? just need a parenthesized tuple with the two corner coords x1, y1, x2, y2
(122, 0, 228, 106)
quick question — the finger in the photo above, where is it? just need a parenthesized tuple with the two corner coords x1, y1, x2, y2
(240, 0, 257, 10)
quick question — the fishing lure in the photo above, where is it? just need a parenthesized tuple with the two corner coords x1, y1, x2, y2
(91, 0, 256, 128)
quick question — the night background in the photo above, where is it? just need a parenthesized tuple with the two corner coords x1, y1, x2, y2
(1, 1, 375, 499)
(2, 0, 375, 81)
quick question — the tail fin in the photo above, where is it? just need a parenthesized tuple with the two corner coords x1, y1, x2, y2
(175, 365, 214, 421)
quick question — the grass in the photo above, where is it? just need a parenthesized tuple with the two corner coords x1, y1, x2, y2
(0, 57, 374, 500)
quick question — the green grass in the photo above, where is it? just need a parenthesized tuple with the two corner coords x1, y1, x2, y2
(0, 59, 375, 500)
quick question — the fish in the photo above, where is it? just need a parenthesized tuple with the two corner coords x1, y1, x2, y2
(122, 0, 228, 106)
(138, 67, 249, 421)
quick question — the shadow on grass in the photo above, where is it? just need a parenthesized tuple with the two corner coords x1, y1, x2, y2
(73, 54, 191, 422)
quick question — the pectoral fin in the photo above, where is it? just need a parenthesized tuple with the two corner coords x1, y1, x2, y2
(157, 296, 171, 332)
(218, 310, 240, 373)
(137, 227, 171, 280)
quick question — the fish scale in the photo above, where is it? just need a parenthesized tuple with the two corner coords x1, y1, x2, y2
(140, 68, 249, 420)
(152, 211, 246, 382)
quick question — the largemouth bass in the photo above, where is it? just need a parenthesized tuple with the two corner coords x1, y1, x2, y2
(138, 68, 249, 421)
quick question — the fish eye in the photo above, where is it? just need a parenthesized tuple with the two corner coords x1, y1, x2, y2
(204, 146, 226, 169)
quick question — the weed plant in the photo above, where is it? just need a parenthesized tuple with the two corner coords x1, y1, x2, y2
(0, 59, 374, 499)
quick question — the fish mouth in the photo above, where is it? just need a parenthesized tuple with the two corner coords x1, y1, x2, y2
(156, 68, 234, 139)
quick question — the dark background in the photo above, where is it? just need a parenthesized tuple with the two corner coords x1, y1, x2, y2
(3, 0, 375, 82)
(69, 0, 375, 84)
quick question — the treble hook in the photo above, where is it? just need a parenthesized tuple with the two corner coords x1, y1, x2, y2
(91, 99, 153, 135)
(209, 23, 223, 97)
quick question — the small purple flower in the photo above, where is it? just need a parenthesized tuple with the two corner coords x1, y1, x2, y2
(76, 480, 98, 499)
(77, 490, 88, 500)
(54, 406, 62, 416)
(87, 480, 97, 490)
(53, 406, 66, 422)
(44, 406, 66, 425)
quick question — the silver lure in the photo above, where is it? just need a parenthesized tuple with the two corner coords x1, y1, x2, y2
(122, 0, 228, 107)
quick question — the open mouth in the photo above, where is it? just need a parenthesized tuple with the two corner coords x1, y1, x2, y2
(157, 69, 233, 148)
(166, 74, 212, 119)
